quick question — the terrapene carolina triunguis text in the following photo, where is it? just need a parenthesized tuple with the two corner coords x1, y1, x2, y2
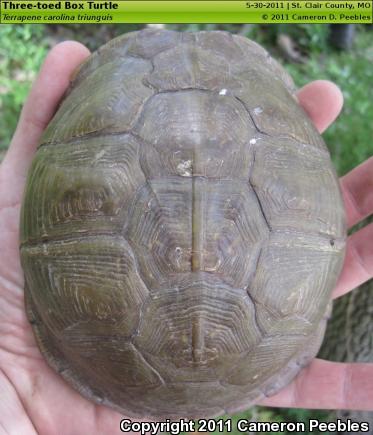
(20, 29, 346, 418)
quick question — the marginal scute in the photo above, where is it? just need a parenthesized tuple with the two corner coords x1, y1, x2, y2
(106, 381, 229, 418)
(135, 380, 238, 417)
(21, 29, 346, 419)
(226, 333, 305, 387)
(24, 289, 164, 415)
(225, 314, 327, 402)
(59, 338, 164, 388)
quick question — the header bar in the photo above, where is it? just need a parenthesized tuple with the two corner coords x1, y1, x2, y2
(0, 1, 372, 24)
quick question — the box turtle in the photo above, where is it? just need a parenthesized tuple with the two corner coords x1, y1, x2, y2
(20, 29, 346, 418)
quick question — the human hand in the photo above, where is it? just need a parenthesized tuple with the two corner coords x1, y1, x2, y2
(261, 82, 373, 411)
(0, 43, 372, 435)
(0, 42, 125, 435)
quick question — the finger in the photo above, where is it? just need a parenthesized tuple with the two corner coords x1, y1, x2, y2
(341, 157, 373, 228)
(261, 359, 373, 411)
(1, 41, 90, 200)
(332, 223, 373, 299)
(296, 80, 344, 133)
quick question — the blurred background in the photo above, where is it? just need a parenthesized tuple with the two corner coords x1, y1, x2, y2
(0, 23, 372, 434)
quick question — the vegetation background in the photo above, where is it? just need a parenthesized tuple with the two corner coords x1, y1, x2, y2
(0, 23, 372, 435)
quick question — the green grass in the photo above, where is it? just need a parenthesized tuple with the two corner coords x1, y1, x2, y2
(0, 25, 49, 149)
(284, 28, 373, 176)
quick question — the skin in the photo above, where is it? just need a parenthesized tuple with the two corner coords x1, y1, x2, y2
(0, 42, 372, 435)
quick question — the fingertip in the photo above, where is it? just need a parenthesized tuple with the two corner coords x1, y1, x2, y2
(313, 79, 344, 117)
(28, 40, 91, 105)
(17, 40, 91, 138)
(2, 41, 91, 183)
(296, 80, 344, 133)
(321, 79, 344, 107)
(42, 40, 91, 74)
(51, 39, 91, 56)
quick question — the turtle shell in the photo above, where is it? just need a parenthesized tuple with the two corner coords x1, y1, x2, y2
(20, 29, 346, 419)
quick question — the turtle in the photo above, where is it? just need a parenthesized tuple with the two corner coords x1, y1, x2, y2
(20, 28, 346, 419)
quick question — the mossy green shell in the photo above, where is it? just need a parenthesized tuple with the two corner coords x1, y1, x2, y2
(20, 29, 346, 419)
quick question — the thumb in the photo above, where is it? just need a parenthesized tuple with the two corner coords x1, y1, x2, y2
(296, 80, 344, 134)
(0, 41, 90, 204)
